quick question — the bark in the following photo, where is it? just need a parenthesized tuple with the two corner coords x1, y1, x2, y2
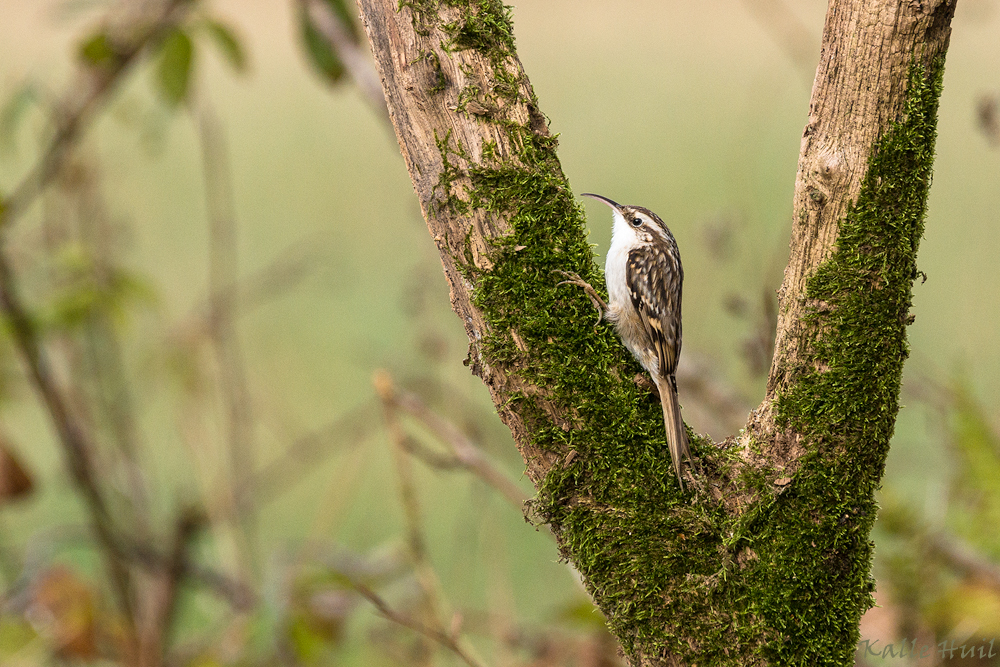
(757, 0, 955, 447)
(356, 0, 956, 664)
(356, 0, 568, 488)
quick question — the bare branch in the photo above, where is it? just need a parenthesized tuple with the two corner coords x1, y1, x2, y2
(377, 373, 528, 511)
(0, 246, 136, 629)
(0, 1, 195, 639)
(137, 508, 204, 666)
(374, 370, 444, 665)
(10, 522, 254, 615)
(353, 583, 488, 667)
(196, 101, 258, 568)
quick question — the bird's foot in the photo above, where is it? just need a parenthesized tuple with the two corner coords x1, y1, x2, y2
(633, 373, 660, 398)
(554, 270, 608, 326)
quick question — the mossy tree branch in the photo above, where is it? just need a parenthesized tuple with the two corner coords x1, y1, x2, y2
(356, 0, 955, 665)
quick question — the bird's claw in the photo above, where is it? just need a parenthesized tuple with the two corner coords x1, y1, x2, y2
(633, 373, 659, 398)
(554, 270, 608, 327)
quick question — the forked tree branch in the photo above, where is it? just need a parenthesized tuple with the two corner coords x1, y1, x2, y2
(356, 0, 955, 664)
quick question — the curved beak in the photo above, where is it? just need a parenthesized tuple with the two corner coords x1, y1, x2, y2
(581, 192, 621, 211)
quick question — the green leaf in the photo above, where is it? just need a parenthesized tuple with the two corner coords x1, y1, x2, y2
(298, 0, 360, 85)
(300, 7, 345, 83)
(203, 18, 247, 73)
(325, 0, 360, 39)
(156, 29, 194, 107)
(39, 244, 158, 333)
(78, 32, 118, 68)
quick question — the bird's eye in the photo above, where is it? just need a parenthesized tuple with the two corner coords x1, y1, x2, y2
(631, 217, 642, 227)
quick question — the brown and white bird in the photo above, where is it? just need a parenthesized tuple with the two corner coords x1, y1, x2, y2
(560, 193, 692, 488)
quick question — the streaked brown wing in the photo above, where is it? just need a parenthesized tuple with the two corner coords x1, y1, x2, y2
(626, 246, 682, 377)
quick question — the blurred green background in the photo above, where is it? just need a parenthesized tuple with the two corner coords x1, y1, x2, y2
(1, 0, 999, 664)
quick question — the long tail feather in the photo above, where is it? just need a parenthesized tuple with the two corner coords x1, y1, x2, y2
(657, 376, 690, 490)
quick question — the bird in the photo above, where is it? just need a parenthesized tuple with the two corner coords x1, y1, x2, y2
(557, 193, 692, 489)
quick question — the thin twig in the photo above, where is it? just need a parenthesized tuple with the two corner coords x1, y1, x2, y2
(246, 400, 379, 510)
(375, 370, 444, 667)
(197, 101, 258, 568)
(382, 379, 528, 511)
(0, 247, 136, 629)
(84, 318, 152, 520)
(171, 233, 329, 343)
(0, 0, 193, 229)
(353, 583, 488, 667)
(137, 508, 204, 667)
(445, 607, 622, 666)
(67, 155, 152, 533)
(375, 373, 434, 578)
(740, 0, 817, 83)
(300, 0, 391, 124)
(925, 530, 1000, 592)
(26, 523, 257, 611)
(122, 536, 256, 611)
(881, 497, 1000, 594)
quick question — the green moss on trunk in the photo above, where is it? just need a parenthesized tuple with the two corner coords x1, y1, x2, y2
(398, 0, 945, 663)
(751, 57, 945, 664)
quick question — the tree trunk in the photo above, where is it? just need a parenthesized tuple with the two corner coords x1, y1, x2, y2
(356, 0, 956, 664)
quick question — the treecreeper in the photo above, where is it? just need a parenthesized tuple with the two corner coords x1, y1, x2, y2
(558, 193, 692, 489)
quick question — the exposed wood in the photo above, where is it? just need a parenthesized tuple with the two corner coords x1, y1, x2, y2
(757, 0, 956, 459)
(356, 0, 957, 664)
(357, 0, 566, 486)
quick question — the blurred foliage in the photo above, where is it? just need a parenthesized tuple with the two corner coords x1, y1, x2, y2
(78, 32, 121, 70)
(0, 83, 38, 156)
(298, 0, 361, 85)
(200, 18, 248, 74)
(30, 566, 103, 659)
(77, 12, 247, 109)
(156, 29, 194, 106)
(0, 4, 613, 665)
(38, 243, 157, 333)
(949, 380, 1000, 548)
(874, 375, 1000, 662)
(0, 1, 998, 666)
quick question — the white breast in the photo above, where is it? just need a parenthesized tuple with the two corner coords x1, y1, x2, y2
(603, 208, 659, 375)
(604, 208, 634, 317)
